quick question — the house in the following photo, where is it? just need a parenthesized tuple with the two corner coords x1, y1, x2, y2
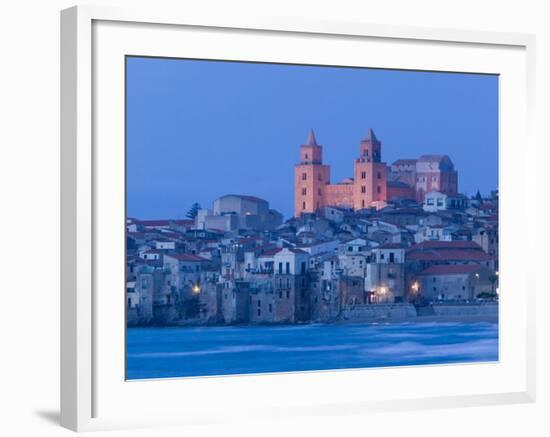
(365, 244, 406, 303)
(139, 249, 161, 261)
(423, 191, 469, 212)
(153, 239, 176, 250)
(163, 253, 211, 300)
(273, 248, 309, 275)
(406, 240, 495, 270)
(414, 224, 454, 243)
(416, 264, 496, 301)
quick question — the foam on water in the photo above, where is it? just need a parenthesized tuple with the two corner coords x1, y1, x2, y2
(126, 322, 498, 379)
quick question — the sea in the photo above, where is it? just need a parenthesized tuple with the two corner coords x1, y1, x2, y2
(126, 322, 498, 380)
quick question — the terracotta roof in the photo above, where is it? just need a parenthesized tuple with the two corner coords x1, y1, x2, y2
(259, 248, 283, 257)
(407, 249, 492, 262)
(410, 241, 481, 250)
(288, 248, 308, 254)
(168, 254, 209, 262)
(418, 264, 482, 275)
(137, 219, 194, 226)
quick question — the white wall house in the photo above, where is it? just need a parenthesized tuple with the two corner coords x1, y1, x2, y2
(423, 191, 448, 212)
(423, 191, 469, 212)
(414, 225, 454, 243)
(154, 240, 176, 250)
(273, 248, 310, 275)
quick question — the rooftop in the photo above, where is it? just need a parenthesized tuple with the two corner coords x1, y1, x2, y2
(418, 264, 483, 276)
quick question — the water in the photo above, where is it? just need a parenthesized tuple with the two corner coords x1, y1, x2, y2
(126, 322, 498, 379)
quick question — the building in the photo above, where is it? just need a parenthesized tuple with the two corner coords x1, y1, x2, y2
(294, 129, 388, 216)
(423, 191, 469, 212)
(365, 244, 406, 303)
(197, 194, 283, 231)
(389, 155, 459, 203)
(416, 264, 496, 301)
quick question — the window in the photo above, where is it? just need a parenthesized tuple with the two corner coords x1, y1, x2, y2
(285, 262, 290, 274)
(362, 200, 365, 208)
(301, 261, 306, 274)
(361, 171, 366, 179)
(305, 153, 309, 159)
(377, 171, 381, 179)
(389, 252, 395, 263)
(269, 304, 272, 313)
(278, 262, 283, 274)
(380, 253, 385, 260)
(286, 278, 290, 288)
(302, 188, 307, 195)
(257, 300, 261, 307)
(257, 309, 261, 316)
(302, 201, 306, 210)
(361, 185, 366, 193)
(348, 246, 353, 252)
(377, 186, 381, 194)
(279, 291, 282, 298)
(302, 173, 307, 180)
(286, 290, 290, 299)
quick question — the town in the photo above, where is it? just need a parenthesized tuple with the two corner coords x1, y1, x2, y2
(126, 129, 498, 326)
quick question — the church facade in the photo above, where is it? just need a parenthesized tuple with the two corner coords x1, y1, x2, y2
(294, 129, 459, 217)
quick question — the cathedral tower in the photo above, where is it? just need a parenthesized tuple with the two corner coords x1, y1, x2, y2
(353, 128, 388, 209)
(294, 130, 330, 217)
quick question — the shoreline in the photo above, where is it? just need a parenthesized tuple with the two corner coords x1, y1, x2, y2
(127, 313, 498, 328)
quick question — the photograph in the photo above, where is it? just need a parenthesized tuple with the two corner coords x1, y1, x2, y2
(124, 56, 499, 380)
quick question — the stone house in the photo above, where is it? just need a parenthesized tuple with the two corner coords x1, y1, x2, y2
(416, 264, 496, 301)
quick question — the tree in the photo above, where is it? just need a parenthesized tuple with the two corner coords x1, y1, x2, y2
(186, 202, 201, 219)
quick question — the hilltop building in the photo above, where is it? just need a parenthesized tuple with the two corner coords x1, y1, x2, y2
(294, 129, 388, 217)
(197, 194, 283, 231)
(294, 129, 459, 217)
(389, 155, 459, 203)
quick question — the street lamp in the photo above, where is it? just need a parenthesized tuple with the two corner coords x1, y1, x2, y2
(192, 284, 201, 294)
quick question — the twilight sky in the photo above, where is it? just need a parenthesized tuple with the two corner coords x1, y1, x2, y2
(126, 57, 498, 220)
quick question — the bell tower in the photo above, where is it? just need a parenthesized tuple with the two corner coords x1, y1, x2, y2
(294, 130, 330, 217)
(353, 128, 387, 210)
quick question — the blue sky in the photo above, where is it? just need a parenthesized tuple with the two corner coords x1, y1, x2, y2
(126, 57, 498, 220)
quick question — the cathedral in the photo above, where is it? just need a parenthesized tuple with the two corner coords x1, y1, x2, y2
(294, 129, 459, 217)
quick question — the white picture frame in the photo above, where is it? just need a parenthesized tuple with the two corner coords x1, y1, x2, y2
(60, 5, 536, 432)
